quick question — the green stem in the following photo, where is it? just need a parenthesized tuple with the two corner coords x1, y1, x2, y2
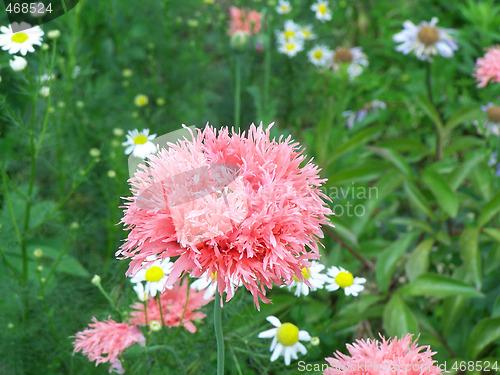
(157, 295, 166, 327)
(234, 54, 242, 132)
(95, 282, 123, 321)
(425, 62, 434, 107)
(214, 289, 225, 375)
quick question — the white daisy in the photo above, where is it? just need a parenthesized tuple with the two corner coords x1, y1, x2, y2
(300, 25, 315, 41)
(311, 1, 332, 22)
(275, 20, 303, 43)
(122, 129, 157, 158)
(393, 17, 458, 61)
(329, 46, 369, 80)
(474, 103, 500, 137)
(9, 56, 27, 71)
(277, 38, 304, 57)
(190, 271, 242, 300)
(258, 316, 311, 365)
(325, 266, 366, 296)
(342, 100, 386, 129)
(0, 22, 44, 55)
(281, 262, 329, 296)
(307, 45, 333, 67)
(276, 0, 292, 14)
(130, 258, 174, 298)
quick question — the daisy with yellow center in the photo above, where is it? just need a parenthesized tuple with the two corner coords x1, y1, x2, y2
(277, 39, 304, 57)
(122, 129, 157, 159)
(300, 25, 315, 41)
(282, 261, 329, 296)
(276, 0, 292, 14)
(310, 1, 332, 22)
(130, 258, 174, 299)
(474, 103, 500, 137)
(276, 20, 303, 43)
(190, 270, 242, 300)
(393, 17, 458, 61)
(325, 266, 366, 296)
(0, 22, 44, 55)
(134, 94, 149, 107)
(258, 316, 311, 365)
(308, 45, 333, 67)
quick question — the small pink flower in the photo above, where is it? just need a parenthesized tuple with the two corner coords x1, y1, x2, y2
(474, 46, 500, 88)
(129, 280, 212, 333)
(228, 6, 262, 36)
(72, 317, 145, 374)
(323, 334, 443, 375)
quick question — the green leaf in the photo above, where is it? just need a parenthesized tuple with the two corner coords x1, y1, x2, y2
(447, 153, 484, 191)
(483, 227, 500, 242)
(477, 191, 500, 227)
(459, 227, 482, 290)
(390, 217, 433, 234)
(422, 169, 459, 217)
(329, 218, 359, 249)
(467, 317, 500, 359)
(328, 165, 385, 186)
(405, 238, 434, 281)
(441, 295, 468, 337)
(383, 295, 419, 337)
(366, 146, 412, 177)
(444, 136, 485, 156)
(327, 125, 383, 164)
(444, 105, 483, 134)
(416, 94, 443, 131)
(397, 273, 484, 299)
(471, 163, 492, 201)
(403, 181, 437, 220)
(376, 232, 418, 293)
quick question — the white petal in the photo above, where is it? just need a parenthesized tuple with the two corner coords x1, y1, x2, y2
(258, 328, 277, 339)
(270, 344, 283, 362)
(295, 341, 308, 355)
(284, 347, 292, 365)
(266, 316, 281, 328)
(299, 330, 311, 341)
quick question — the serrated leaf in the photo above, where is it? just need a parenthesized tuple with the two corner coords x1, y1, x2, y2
(405, 238, 434, 281)
(403, 181, 437, 220)
(422, 169, 459, 217)
(383, 295, 419, 337)
(459, 227, 482, 290)
(397, 273, 484, 299)
(477, 191, 500, 227)
(467, 317, 500, 359)
(376, 232, 418, 293)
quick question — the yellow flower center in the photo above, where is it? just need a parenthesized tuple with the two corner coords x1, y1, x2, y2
(302, 30, 311, 39)
(135, 95, 148, 107)
(145, 266, 164, 282)
(486, 106, 500, 123)
(11, 32, 29, 44)
(293, 267, 310, 282)
(335, 271, 354, 288)
(285, 43, 295, 51)
(318, 4, 327, 15)
(313, 50, 323, 59)
(276, 323, 299, 346)
(417, 25, 439, 46)
(334, 48, 353, 63)
(133, 135, 148, 145)
(284, 30, 295, 39)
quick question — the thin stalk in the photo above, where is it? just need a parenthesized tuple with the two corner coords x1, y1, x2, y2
(157, 295, 166, 327)
(234, 54, 242, 132)
(214, 289, 225, 375)
(95, 282, 123, 321)
(425, 62, 434, 106)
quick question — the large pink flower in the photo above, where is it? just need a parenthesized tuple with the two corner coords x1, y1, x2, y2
(474, 46, 500, 88)
(72, 317, 145, 374)
(228, 6, 262, 36)
(117, 123, 332, 307)
(324, 334, 443, 375)
(129, 280, 211, 333)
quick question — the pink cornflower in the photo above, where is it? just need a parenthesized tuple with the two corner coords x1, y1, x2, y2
(117, 123, 332, 308)
(72, 317, 145, 374)
(475, 46, 500, 87)
(323, 334, 443, 375)
(228, 6, 262, 36)
(129, 280, 212, 333)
